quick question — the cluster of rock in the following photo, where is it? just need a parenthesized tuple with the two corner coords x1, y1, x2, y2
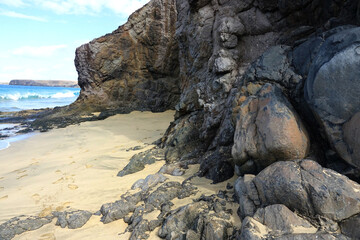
(21, 0, 360, 239)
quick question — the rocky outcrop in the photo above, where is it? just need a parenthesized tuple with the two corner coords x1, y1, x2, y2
(74, 0, 180, 112)
(25, 0, 360, 238)
(235, 159, 360, 239)
(159, 0, 360, 184)
(54, 210, 92, 229)
(0, 215, 54, 240)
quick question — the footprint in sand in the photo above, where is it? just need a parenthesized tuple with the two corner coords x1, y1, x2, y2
(32, 193, 40, 204)
(0, 195, 8, 200)
(55, 170, 62, 174)
(17, 174, 28, 180)
(39, 206, 53, 217)
(0, 187, 4, 191)
(68, 184, 78, 190)
(0, 177, 4, 180)
(52, 177, 65, 184)
(55, 201, 72, 212)
(39, 233, 56, 240)
(85, 164, 93, 169)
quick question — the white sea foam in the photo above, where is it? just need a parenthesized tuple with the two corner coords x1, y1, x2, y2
(0, 91, 78, 101)
(52, 91, 77, 99)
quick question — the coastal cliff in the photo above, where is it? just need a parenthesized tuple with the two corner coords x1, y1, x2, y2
(21, 0, 360, 239)
(9, 80, 79, 88)
(74, 0, 180, 113)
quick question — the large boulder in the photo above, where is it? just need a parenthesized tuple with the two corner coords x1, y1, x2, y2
(303, 26, 360, 168)
(232, 84, 309, 171)
(235, 160, 360, 222)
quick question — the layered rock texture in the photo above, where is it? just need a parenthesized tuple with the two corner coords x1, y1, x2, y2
(28, 0, 360, 239)
(74, 0, 180, 112)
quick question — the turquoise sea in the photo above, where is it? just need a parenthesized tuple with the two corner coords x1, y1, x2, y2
(0, 85, 80, 112)
(0, 85, 80, 150)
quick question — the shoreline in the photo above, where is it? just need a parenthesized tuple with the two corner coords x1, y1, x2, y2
(0, 110, 176, 221)
(0, 110, 240, 239)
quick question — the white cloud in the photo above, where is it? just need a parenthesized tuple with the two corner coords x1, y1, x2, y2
(1, 0, 150, 16)
(12, 44, 67, 57)
(0, 0, 25, 7)
(0, 9, 46, 21)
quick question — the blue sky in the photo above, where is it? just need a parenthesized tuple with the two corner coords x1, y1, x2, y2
(0, 0, 149, 82)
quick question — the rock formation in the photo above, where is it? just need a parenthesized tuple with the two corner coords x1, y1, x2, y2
(74, 0, 180, 113)
(24, 0, 360, 239)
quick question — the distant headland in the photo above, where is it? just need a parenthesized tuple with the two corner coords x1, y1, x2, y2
(9, 79, 79, 88)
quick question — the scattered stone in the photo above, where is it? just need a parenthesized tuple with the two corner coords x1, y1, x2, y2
(158, 201, 210, 239)
(131, 173, 168, 191)
(145, 181, 197, 209)
(126, 145, 145, 152)
(100, 199, 137, 224)
(158, 163, 185, 176)
(117, 148, 165, 177)
(0, 215, 53, 240)
(54, 210, 92, 229)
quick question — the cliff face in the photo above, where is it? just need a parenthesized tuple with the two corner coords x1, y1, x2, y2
(71, 0, 360, 179)
(74, 0, 179, 112)
(162, 0, 360, 181)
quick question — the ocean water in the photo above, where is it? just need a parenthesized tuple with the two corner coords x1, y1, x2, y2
(0, 85, 80, 112)
(0, 85, 80, 150)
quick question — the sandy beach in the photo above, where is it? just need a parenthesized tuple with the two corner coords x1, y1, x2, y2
(0, 111, 239, 239)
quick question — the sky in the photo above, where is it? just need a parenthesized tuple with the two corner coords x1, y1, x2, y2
(0, 0, 150, 83)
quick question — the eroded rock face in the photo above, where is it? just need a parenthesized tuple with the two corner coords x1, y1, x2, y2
(160, 0, 359, 183)
(303, 26, 360, 168)
(74, 0, 180, 112)
(232, 83, 309, 171)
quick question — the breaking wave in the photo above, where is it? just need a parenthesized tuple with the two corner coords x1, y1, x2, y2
(0, 91, 79, 101)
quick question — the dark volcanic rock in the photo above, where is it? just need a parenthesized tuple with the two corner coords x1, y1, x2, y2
(340, 214, 360, 239)
(145, 181, 197, 209)
(158, 201, 210, 239)
(100, 199, 137, 224)
(232, 84, 309, 171)
(131, 173, 168, 191)
(117, 148, 165, 177)
(235, 160, 360, 222)
(303, 26, 360, 169)
(54, 210, 92, 229)
(0, 215, 53, 240)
